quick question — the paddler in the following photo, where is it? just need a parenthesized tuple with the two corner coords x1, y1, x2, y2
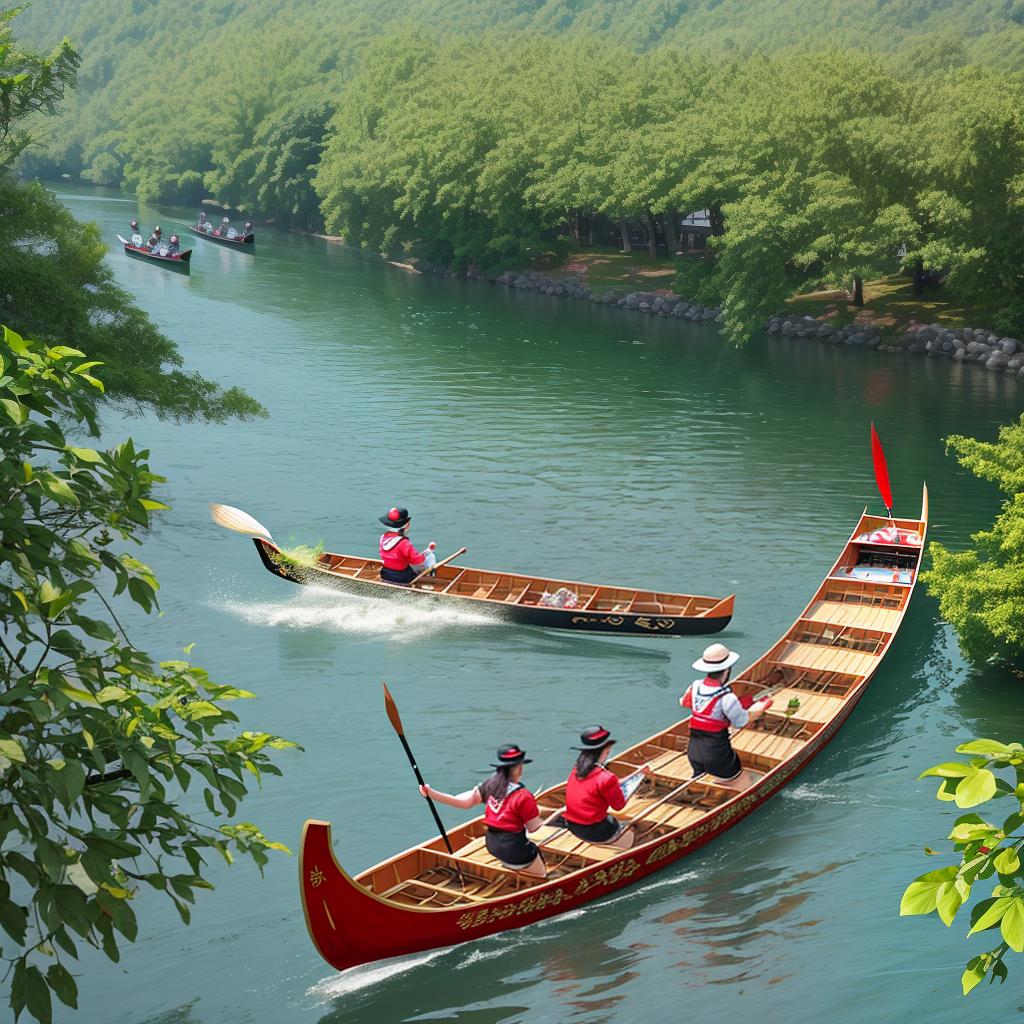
(217, 215, 230, 237)
(146, 225, 162, 250)
(681, 643, 773, 788)
(561, 726, 651, 849)
(198, 211, 212, 233)
(129, 220, 143, 247)
(378, 506, 435, 585)
(165, 234, 181, 255)
(420, 744, 549, 877)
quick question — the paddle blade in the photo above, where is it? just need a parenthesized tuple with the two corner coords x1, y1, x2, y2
(383, 682, 404, 736)
(870, 423, 893, 514)
(209, 503, 273, 541)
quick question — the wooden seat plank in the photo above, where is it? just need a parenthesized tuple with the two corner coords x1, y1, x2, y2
(766, 686, 844, 724)
(806, 600, 901, 632)
(774, 641, 880, 678)
(623, 797, 705, 829)
(731, 728, 806, 762)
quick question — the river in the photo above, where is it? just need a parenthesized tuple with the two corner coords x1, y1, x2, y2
(43, 186, 1024, 1023)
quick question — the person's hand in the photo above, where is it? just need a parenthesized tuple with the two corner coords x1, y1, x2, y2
(679, 695, 687, 708)
(641, 763, 654, 778)
(759, 698, 774, 711)
(418, 784, 430, 798)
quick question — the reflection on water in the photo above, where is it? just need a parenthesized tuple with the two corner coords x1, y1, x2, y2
(43, 185, 1024, 1024)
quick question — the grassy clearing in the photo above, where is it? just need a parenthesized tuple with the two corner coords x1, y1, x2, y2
(550, 248, 678, 290)
(786, 275, 996, 341)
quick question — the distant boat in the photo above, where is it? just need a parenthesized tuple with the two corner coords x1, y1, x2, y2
(116, 235, 191, 272)
(185, 224, 255, 249)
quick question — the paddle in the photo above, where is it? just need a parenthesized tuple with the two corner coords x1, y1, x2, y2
(208, 503, 274, 542)
(382, 682, 455, 856)
(410, 546, 467, 586)
(870, 422, 894, 518)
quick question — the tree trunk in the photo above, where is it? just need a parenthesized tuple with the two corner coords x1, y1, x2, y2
(644, 209, 658, 259)
(587, 209, 594, 246)
(708, 203, 726, 237)
(663, 209, 680, 256)
(618, 218, 632, 253)
(912, 260, 925, 296)
(567, 210, 580, 248)
(852, 276, 864, 306)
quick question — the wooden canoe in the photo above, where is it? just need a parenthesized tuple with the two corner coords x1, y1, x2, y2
(117, 235, 191, 270)
(185, 224, 255, 248)
(299, 485, 928, 972)
(250, 536, 734, 636)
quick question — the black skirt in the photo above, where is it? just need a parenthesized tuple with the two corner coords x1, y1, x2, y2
(562, 815, 622, 843)
(687, 729, 742, 781)
(486, 827, 541, 869)
(380, 565, 416, 585)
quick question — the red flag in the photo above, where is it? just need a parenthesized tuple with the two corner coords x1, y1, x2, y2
(871, 423, 893, 514)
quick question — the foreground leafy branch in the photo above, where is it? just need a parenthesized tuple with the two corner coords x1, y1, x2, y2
(0, 326, 298, 1023)
(901, 739, 1024, 994)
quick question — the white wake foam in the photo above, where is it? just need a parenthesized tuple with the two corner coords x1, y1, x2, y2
(219, 586, 497, 641)
(307, 947, 450, 1001)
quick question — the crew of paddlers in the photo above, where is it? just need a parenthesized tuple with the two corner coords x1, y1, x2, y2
(128, 221, 181, 255)
(196, 210, 252, 239)
(421, 639, 770, 875)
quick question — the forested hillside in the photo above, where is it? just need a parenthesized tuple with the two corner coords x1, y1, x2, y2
(13, 0, 1024, 345)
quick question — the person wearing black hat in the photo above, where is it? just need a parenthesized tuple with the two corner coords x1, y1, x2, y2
(378, 506, 435, 585)
(129, 220, 143, 247)
(146, 225, 162, 251)
(562, 726, 650, 849)
(419, 744, 549, 877)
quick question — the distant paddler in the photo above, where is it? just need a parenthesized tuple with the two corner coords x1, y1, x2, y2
(561, 725, 651, 849)
(378, 506, 436, 585)
(419, 744, 549, 878)
(681, 643, 773, 789)
(129, 220, 143, 247)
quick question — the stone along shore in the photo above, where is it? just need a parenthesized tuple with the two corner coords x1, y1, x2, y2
(767, 316, 1024, 378)
(418, 260, 1021, 378)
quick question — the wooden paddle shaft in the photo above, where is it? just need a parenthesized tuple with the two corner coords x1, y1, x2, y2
(410, 546, 467, 585)
(397, 732, 455, 855)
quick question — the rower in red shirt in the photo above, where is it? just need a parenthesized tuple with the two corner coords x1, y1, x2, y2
(378, 506, 435, 585)
(420, 744, 553, 877)
(562, 725, 651, 849)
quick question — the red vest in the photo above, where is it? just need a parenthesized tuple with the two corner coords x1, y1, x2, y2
(688, 677, 732, 733)
(483, 783, 539, 832)
(564, 766, 626, 825)
(379, 532, 420, 569)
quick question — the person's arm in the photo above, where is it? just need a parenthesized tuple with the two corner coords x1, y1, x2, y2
(603, 769, 627, 811)
(419, 783, 481, 810)
(403, 538, 426, 569)
(679, 687, 694, 710)
(518, 791, 547, 833)
(723, 692, 772, 728)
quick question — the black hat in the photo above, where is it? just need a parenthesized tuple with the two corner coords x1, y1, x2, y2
(489, 744, 532, 769)
(573, 725, 616, 751)
(379, 506, 411, 528)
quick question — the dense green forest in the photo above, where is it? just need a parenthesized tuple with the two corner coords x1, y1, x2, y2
(13, 0, 1024, 343)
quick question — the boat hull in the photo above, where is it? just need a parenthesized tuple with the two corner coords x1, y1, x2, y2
(301, 684, 863, 970)
(252, 538, 733, 636)
(121, 239, 191, 272)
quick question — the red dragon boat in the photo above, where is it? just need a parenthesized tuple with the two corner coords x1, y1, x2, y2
(299, 484, 928, 971)
(117, 234, 191, 271)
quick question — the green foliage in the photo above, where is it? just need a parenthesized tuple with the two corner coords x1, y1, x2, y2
(0, 325, 298, 1024)
(924, 419, 1024, 662)
(0, 7, 78, 169)
(901, 739, 1024, 995)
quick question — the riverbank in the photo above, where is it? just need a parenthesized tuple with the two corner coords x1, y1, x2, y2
(413, 258, 1023, 380)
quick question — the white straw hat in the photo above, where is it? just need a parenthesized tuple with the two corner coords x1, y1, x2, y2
(692, 643, 741, 673)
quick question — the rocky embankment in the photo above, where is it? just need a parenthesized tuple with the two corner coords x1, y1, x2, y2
(416, 262, 723, 321)
(767, 315, 1024, 377)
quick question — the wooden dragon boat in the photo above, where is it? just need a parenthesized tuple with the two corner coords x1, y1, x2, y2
(299, 484, 928, 972)
(117, 235, 191, 271)
(185, 224, 255, 248)
(210, 505, 734, 636)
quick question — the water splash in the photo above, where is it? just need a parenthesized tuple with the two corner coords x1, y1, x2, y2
(307, 947, 450, 1002)
(219, 585, 497, 641)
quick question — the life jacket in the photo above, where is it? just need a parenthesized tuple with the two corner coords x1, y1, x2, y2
(484, 781, 529, 832)
(688, 678, 734, 733)
(379, 531, 420, 570)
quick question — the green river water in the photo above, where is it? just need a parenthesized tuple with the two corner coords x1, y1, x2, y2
(41, 187, 1024, 1023)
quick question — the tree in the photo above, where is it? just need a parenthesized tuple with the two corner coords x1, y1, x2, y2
(901, 739, 1024, 995)
(0, 326, 297, 1024)
(924, 417, 1024, 662)
(0, 8, 78, 169)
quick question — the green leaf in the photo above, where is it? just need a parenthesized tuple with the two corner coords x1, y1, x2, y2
(969, 896, 1013, 934)
(919, 761, 972, 779)
(95, 685, 130, 704)
(0, 737, 27, 764)
(956, 739, 1013, 756)
(40, 475, 79, 506)
(900, 866, 958, 916)
(1002, 898, 1024, 952)
(994, 847, 1021, 875)
(1, 397, 26, 423)
(66, 446, 103, 464)
(139, 498, 170, 511)
(25, 963, 52, 1024)
(936, 882, 964, 926)
(956, 768, 998, 808)
(962, 955, 986, 995)
(46, 963, 78, 1009)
